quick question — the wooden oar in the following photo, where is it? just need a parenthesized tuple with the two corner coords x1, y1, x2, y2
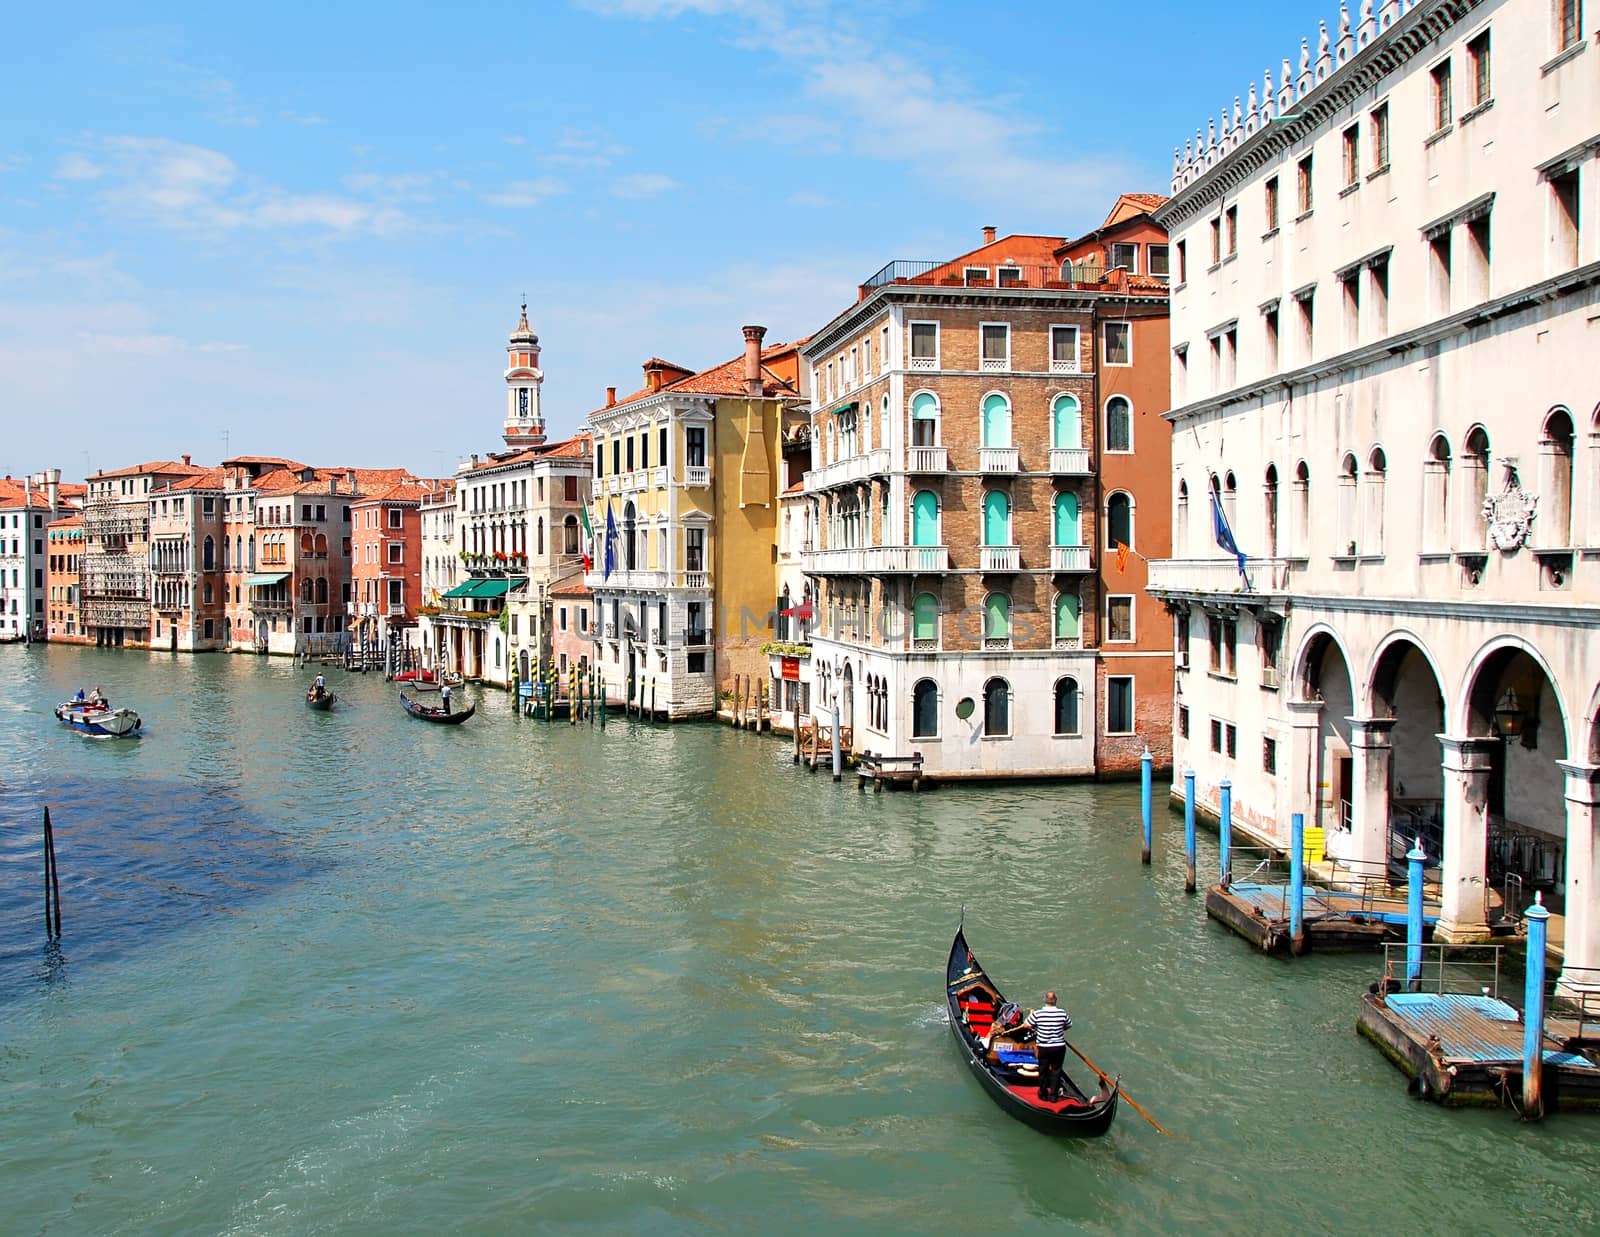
(1066, 1040, 1169, 1136)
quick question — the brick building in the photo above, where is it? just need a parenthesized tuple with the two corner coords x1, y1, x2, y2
(45, 512, 86, 643)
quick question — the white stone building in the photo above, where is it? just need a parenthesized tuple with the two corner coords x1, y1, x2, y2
(1149, 0, 1599, 979)
(0, 470, 66, 642)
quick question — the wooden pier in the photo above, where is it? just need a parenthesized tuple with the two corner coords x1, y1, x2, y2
(1205, 878, 1443, 954)
(856, 752, 925, 792)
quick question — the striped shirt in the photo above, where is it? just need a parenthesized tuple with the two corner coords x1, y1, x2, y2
(1026, 1003, 1072, 1048)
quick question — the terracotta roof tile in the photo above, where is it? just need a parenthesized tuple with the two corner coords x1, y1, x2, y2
(593, 340, 805, 416)
(90, 459, 206, 480)
(548, 572, 593, 598)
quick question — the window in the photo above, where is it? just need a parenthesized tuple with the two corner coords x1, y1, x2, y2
(388, 542, 403, 564)
(1049, 325, 1080, 373)
(1106, 677, 1134, 735)
(1296, 155, 1313, 216)
(1106, 491, 1133, 548)
(1264, 177, 1279, 231)
(1551, 169, 1581, 269)
(1466, 214, 1491, 301)
(1054, 678, 1080, 736)
(1296, 289, 1314, 359)
(1264, 304, 1280, 372)
(1173, 345, 1188, 401)
(389, 508, 403, 529)
(1179, 706, 1190, 739)
(980, 323, 1010, 371)
(1208, 615, 1237, 677)
(912, 591, 940, 644)
(1106, 595, 1134, 642)
(1210, 719, 1223, 754)
(910, 321, 938, 368)
(980, 394, 1011, 448)
(1558, 0, 1584, 52)
(1175, 612, 1191, 668)
(1210, 217, 1222, 264)
(1225, 206, 1238, 256)
(1370, 257, 1390, 334)
(685, 426, 707, 468)
(1147, 245, 1170, 279)
(1176, 239, 1188, 282)
(910, 392, 940, 448)
(1100, 396, 1131, 455)
(1263, 737, 1278, 774)
(1342, 124, 1360, 186)
(1102, 321, 1131, 366)
(1341, 270, 1361, 346)
(388, 579, 403, 607)
(1258, 619, 1282, 688)
(1054, 589, 1081, 643)
(983, 593, 1011, 647)
(1429, 230, 1453, 313)
(1431, 59, 1452, 131)
(1110, 242, 1139, 273)
(1369, 105, 1390, 173)
(912, 679, 939, 738)
(1468, 30, 1491, 107)
(983, 678, 1010, 737)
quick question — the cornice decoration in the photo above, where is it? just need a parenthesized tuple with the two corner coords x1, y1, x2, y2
(1420, 191, 1495, 240)
(1536, 132, 1600, 180)
(1159, 0, 1478, 227)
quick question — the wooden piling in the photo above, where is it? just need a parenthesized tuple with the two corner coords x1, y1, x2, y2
(43, 806, 61, 938)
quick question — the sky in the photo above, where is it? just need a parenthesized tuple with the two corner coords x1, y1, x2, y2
(2, 0, 1334, 481)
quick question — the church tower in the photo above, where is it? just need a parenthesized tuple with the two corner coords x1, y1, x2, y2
(503, 301, 545, 448)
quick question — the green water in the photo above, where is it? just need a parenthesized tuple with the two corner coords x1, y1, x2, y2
(1, 647, 1595, 1234)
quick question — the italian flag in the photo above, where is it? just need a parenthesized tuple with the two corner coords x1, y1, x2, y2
(579, 504, 593, 571)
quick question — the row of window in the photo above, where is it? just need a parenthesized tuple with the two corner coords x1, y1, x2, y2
(828, 488, 1134, 552)
(908, 675, 1136, 739)
(596, 427, 706, 478)
(825, 390, 1136, 461)
(903, 321, 1134, 373)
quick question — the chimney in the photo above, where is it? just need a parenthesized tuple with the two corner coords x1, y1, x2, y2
(182, 453, 191, 466)
(742, 325, 767, 397)
(982, 225, 996, 244)
(606, 386, 617, 408)
(644, 361, 664, 393)
(347, 469, 357, 489)
(45, 467, 60, 511)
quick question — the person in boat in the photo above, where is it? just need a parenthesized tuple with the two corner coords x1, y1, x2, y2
(440, 682, 452, 714)
(1025, 992, 1072, 1101)
(88, 685, 105, 706)
(75, 687, 87, 703)
(313, 673, 326, 699)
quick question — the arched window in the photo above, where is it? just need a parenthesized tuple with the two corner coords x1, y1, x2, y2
(1293, 461, 1311, 557)
(911, 490, 939, 547)
(1051, 395, 1082, 450)
(221, 537, 229, 571)
(1176, 480, 1190, 552)
(983, 677, 1010, 736)
(982, 489, 1010, 546)
(1263, 466, 1279, 558)
(1054, 677, 1081, 736)
(301, 576, 314, 602)
(301, 532, 314, 556)
(1339, 453, 1359, 553)
(910, 391, 939, 447)
(1463, 426, 1490, 552)
(1223, 470, 1238, 530)
(622, 502, 637, 570)
(316, 577, 328, 605)
(1054, 589, 1081, 645)
(912, 591, 940, 646)
(1365, 447, 1388, 553)
(984, 593, 1011, 646)
(202, 535, 215, 571)
(537, 517, 545, 556)
(981, 393, 1011, 448)
(1540, 408, 1575, 548)
(1424, 435, 1452, 553)
(1054, 491, 1081, 547)
(1106, 492, 1133, 549)
(314, 533, 327, 556)
(838, 492, 861, 548)
(1105, 396, 1132, 452)
(203, 581, 214, 604)
(563, 515, 580, 555)
(912, 678, 939, 738)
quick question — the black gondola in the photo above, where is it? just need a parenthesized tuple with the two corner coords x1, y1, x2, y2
(399, 691, 475, 725)
(945, 924, 1119, 1137)
(305, 688, 337, 711)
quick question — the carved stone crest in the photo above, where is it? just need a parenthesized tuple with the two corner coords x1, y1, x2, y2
(1482, 471, 1537, 552)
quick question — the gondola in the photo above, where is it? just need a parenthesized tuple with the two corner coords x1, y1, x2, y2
(399, 690, 474, 725)
(305, 688, 337, 711)
(945, 923, 1119, 1137)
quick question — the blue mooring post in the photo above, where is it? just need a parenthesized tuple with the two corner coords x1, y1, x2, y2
(1523, 892, 1550, 1119)
(1183, 769, 1197, 893)
(1219, 780, 1233, 888)
(1290, 811, 1306, 955)
(1140, 748, 1153, 865)
(1406, 837, 1426, 991)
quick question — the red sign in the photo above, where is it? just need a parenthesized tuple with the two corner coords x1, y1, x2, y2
(781, 656, 800, 682)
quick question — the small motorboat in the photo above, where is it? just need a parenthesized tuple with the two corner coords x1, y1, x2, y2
(399, 691, 474, 725)
(55, 697, 142, 738)
(400, 669, 461, 693)
(305, 687, 337, 711)
(945, 923, 1119, 1137)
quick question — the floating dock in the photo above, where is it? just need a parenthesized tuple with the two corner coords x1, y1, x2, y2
(1205, 880, 1441, 954)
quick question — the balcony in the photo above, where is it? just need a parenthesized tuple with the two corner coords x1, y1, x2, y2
(1049, 448, 1092, 475)
(1051, 544, 1093, 572)
(979, 447, 1019, 474)
(980, 545, 1020, 572)
(804, 447, 890, 491)
(605, 476, 621, 495)
(1145, 556, 1293, 596)
(685, 628, 709, 647)
(802, 544, 950, 574)
(907, 446, 948, 472)
(652, 467, 668, 487)
(680, 570, 708, 589)
(684, 465, 711, 488)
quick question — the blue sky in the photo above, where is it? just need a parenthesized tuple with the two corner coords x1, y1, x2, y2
(2, 0, 1331, 480)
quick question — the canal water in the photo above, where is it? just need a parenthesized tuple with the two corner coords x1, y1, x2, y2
(2, 647, 1595, 1234)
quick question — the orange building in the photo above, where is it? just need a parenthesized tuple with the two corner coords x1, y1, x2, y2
(46, 512, 87, 643)
(351, 481, 443, 649)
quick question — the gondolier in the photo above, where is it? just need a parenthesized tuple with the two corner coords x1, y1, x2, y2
(1026, 993, 1072, 1101)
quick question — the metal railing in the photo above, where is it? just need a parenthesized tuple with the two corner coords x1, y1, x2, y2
(1379, 942, 1503, 998)
(859, 258, 1159, 294)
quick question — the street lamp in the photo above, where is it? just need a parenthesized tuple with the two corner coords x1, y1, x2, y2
(1492, 687, 1526, 739)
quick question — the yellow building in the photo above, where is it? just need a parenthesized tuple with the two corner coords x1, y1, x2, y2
(586, 325, 808, 717)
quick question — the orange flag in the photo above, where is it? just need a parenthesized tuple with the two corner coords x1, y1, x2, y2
(1116, 541, 1130, 573)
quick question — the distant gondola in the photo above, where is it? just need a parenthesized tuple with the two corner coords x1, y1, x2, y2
(305, 688, 337, 711)
(945, 924, 1120, 1136)
(399, 691, 475, 725)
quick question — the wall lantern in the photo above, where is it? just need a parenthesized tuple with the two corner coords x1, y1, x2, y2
(1492, 687, 1526, 739)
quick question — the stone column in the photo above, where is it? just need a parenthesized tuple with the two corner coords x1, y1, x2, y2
(1435, 735, 1497, 942)
(1284, 699, 1323, 853)
(1557, 761, 1600, 997)
(1347, 717, 1396, 874)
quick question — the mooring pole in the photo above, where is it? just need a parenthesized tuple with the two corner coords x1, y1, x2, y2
(1290, 811, 1306, 955)
(1523, 892, 1550, 1119)
(1183, 769, 1197, 893)
(600, 674, 606, 729)
(1406, 836, 1426, 991)
(831, 703, 842, 783)
(651, 678, 657, 722)
(1140, 747, 1153, 865)
(44, 806, 61, 938)
(1219, 779, 1233, 889)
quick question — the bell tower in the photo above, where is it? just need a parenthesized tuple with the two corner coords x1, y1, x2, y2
(503, 300, 545, 448)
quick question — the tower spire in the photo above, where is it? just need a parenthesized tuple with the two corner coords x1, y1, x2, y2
(504, 299, 545, 448)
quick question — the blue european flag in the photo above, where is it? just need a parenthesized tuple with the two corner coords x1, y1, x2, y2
(603, 502, 618, 581)
(1211, 487, 1247, 576)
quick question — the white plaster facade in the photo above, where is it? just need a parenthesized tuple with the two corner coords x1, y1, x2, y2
(1151, 0, 1600, 981)
(0, 470, 63, 642)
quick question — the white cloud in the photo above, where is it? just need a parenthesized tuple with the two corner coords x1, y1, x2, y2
(0, 153, 28, 174)
(76, 331, 249, 356)
(484, 177, 569, 208)
(54, 152, 104, 181)
(502, 135, 527, 146)
(611, 172, 679, 200)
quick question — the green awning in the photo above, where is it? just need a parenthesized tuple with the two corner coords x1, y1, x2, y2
(441, 581, 478, 599)
(244, 572, 290, 587)
(830, 400, 859, 417)
(468, 578, 514, 598)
